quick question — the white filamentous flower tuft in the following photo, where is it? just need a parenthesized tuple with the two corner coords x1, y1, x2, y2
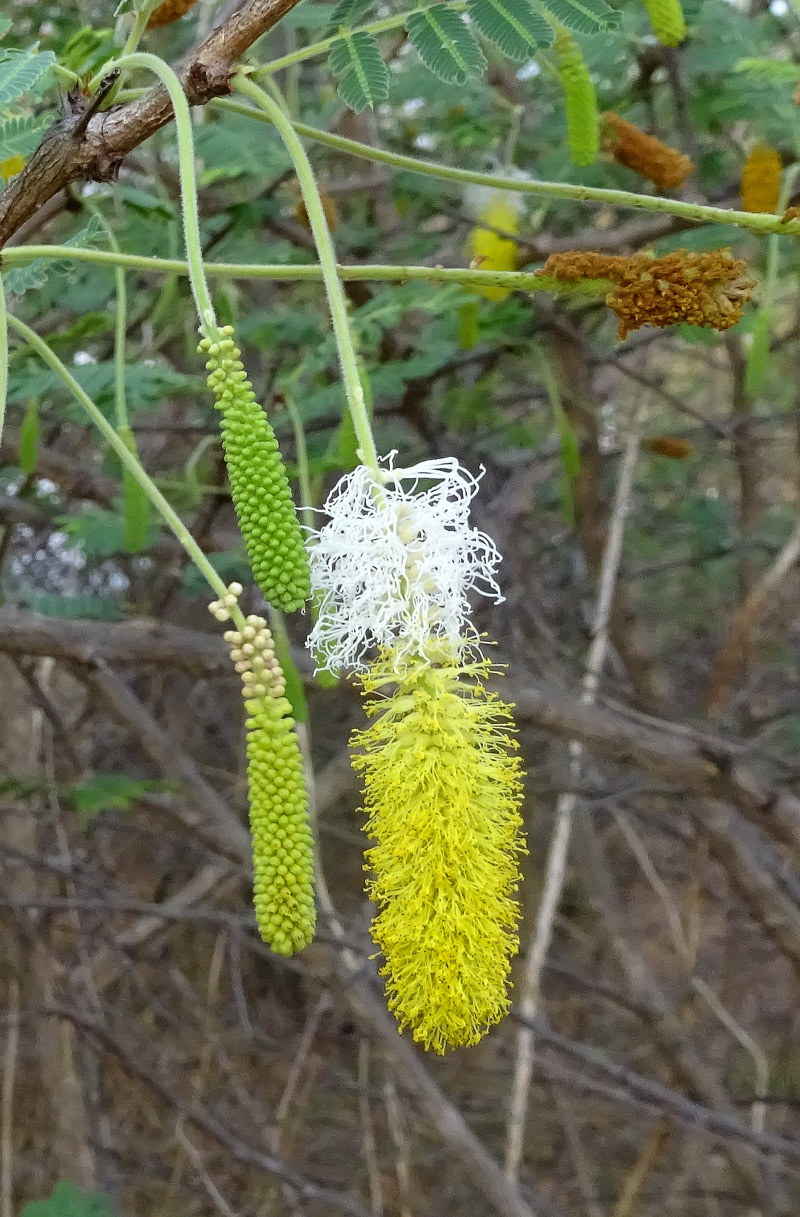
(305, 455, 504, 671)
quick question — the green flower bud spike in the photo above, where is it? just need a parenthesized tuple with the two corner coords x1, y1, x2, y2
(199, 327, 310, 613)
(554, 27, 599, 169)
(209, 584, 316, 955)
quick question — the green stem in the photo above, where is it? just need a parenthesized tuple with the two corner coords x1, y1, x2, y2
(212, 97, 800, 240)
(745, 165, 800, 395)
(0, 273, 7, 446)
(285, 393, 314, 531)
(102, 51, 219, 336)
(121, 0, 161, 56)
(84, 202, 129, 429)
(256, 3, 465, 76)
(233, 74, 379, 471)
(7, 313, 240, 621)
(108, 85, 800, 239)
(0, 246, 612, 295)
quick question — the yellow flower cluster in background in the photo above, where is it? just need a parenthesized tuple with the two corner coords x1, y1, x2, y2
(468, 192, 520, 301)
(1, 156, 26, 183)
(741, 145, 782, 214)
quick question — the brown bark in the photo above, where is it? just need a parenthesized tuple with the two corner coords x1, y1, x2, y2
(0, 0, 303, 250)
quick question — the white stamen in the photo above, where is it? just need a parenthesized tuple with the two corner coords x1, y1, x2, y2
(305, 454, 504, 672)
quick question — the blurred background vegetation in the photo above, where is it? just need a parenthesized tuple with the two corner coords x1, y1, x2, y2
(4, 0, 800, 1214)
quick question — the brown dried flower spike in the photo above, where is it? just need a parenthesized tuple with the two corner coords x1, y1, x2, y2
(602, 112, 694, 190)
(147, 0, 199, 28)
(539, 249, 757, 339)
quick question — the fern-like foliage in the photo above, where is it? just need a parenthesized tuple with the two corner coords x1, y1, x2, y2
(0, 45, 55, 108)
(328, 30, 390, 111)
(406, 5, 487, 84)
(735, 57, 800, 82)
(539, 0, 620, 34)
(468, 0, 553, 61)
(4, 215, 106, 296)
(327, 0, 374, 34)
(0, 111, 50, 161)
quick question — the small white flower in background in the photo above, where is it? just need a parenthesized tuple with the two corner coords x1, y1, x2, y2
(305, 454, 504, 672)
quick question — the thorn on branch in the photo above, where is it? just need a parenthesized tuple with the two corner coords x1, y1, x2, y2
(71, 71, 121, 138)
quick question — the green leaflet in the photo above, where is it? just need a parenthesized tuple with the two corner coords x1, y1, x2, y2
(328, 30, 389, 111)
(67, 774, 165, 820)
(468, 0, 554, 61)
(18, 397, 38, 474)
(3, 215, 107, 298)
(327, 0, 374, 34)
(117, 425, 152, 554)
(20, 1181, 116, 1217)
(540, 0, 621, 34)
(0, 112, 50, 162)
(334, 406, 360, 469)
(406, 5, 487, 84)
(0, 45, 56, 107)
(458, 298, 480, 350)
(745, 309, 771, 398)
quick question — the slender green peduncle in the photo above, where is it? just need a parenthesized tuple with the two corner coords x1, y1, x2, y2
(232, 73, 380, 473)
(0, 246, 614, 296)
(6, 313, 243, 627)
(210, 96, 800, 241)
(84, 202, 130, 429)
(99, 51, 219, 337)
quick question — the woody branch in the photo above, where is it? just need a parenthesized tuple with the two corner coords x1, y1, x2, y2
(0, 0, 302, 251)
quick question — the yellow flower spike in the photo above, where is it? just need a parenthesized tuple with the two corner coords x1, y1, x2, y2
(351, 652, 526, 1053)
(468, 192, 520, 301)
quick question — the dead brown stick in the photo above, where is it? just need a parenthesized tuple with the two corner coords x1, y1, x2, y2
(0, 606, 232, 676)
(705, 514, 800, 716)
(87, 659, 250, 858)
(512, 682, 800, 856)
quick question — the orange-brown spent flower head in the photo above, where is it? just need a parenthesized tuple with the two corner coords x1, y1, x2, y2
(539, 248, 757, 339)
(537, 251, 625, 284)
(293, 187, 339, 233)
(740, 146, 782, 214)
(602, 112, 694, 190)
(646, 436, 694, 460)
(147, 0, 199, 27)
